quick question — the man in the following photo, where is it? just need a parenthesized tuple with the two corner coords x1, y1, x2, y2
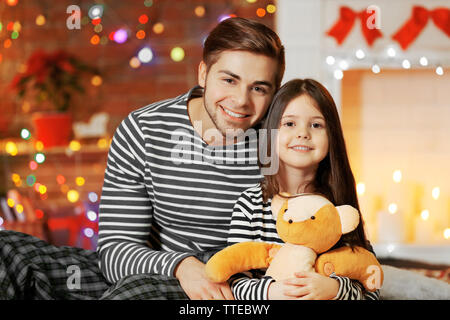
(0, 17, 285, 300)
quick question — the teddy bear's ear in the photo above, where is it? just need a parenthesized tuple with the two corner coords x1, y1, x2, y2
(336, 205, 360, 234)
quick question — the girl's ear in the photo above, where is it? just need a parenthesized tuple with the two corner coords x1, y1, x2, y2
(336, 205, 360, 234)
(198, 61, 207, 88)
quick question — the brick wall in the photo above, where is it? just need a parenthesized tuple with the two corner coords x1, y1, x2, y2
(0, 0, 276, 246)
(1, 0, 276, 135)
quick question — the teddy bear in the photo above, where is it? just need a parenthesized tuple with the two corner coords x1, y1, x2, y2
(205, 193, 383, 292)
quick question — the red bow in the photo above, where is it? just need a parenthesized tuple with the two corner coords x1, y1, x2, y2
(392, 6, 450, 50)
(326, 6, 383, 46)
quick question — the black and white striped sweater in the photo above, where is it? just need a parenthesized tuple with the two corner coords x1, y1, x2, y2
(97, 86, 263, 283)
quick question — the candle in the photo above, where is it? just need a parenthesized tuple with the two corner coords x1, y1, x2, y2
(376, 208, 406, 243)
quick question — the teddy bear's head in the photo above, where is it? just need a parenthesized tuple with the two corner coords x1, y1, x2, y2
(276, 193, 360, 254)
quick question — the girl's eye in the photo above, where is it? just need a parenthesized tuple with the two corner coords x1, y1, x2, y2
(283, 121, 295, 127)
(311, 122, 324, 129)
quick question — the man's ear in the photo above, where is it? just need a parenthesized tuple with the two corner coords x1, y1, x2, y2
(336, 205, 360, 234)
(198, 60, 207, 88)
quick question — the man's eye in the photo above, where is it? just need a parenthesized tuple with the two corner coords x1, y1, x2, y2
(223, 78, 235, 84)
(253, 86, 267, 94)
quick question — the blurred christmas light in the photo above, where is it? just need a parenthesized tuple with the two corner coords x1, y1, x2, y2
(75, 176, 85, 186)
(0, 217, 4, 226)
(84, 228, 94, 238)
(35, 140, 44, 151)
(256, 8, 266, 17)
(420, 209, 429, 221)
(61, 184, 69, 194)
(29, 160, 38, 171)
(69, 140, 81, 151)
(88, 192, 99, 203)
(7, 198, 15, 208)
(267, 4, 276, 13)
(36, 14, 46, 26)
(67, 190, 80, 203)
(97, 138, 109, 148)
(136, 30, 146, 39)
(91, 75, 103, 86)
(356, 183, 365, 196)
(387, 47, 396, 57)
(16, 204, 24, 214)
(4, 39, 12, 48)
(35, 209, 44, 219)
(22, 101, 31, 112)
(88, 5, 104, 19)
(325, 56, 335, 65)
(56, 174, 66, 185)
(393, 170, 402, 183)
(7, 0, 18, 7)
(129, 56, 141, 69)
(87, 210, 97, 221)
(444, 228, 450, 240)
(195, 6, 205, 17)
(218, 14, 232, 22)
(5, 141, 18, 156)
(432, 187, 440, 200)
(388, 203, 398, 214)
(11, 31, 19, 39)
(246, 0, 257, 3)
(138, 47, 153, 63)
(402, 59, 411, 69)
(152, 22, 164, 34)
(26, 175, 36, 187)
(333, 69, 343, 80)
(94, 24, 103, 33)
(144, 0, 153, 7)
(435, 66, 444, 76)
(113, 29, 128, 44)
(372, 64, 380, 74)
(7, 22, 13, 31)
(39, 185, 47, 195)
(11, 173, 21, 183)
(20, 128, 31, 140)
(35, 152, 46, 164)
(138, 14, 149, 24)
(170, 47, 185, 62)
(355, 49, 365, 59)
(13, 21, 21, 32)
(34, 183, 41, 193)
(339, 60, 349, 70)
(90, 35, 100, 45)
(419, 56, 428, 66)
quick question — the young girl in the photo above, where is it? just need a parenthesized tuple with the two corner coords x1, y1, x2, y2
(227, 78, 380, 300)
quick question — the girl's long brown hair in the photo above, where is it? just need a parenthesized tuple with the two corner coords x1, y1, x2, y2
(259, 79, 370, 250)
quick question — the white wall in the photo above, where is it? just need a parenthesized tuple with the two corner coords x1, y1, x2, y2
(277, 0, 450, 110)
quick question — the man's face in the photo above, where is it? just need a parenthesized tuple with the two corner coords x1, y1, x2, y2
(198, 50, 278, 137)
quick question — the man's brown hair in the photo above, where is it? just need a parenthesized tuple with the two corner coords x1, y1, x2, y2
(203, 17, 285, 89)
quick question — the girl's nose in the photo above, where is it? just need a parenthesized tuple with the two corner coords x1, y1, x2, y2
(296, 126, 310, 139)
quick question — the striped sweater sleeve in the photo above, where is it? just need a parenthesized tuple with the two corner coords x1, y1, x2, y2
(97, 112, 194, 284)
(227, 190, 276, 300)
(330, 274, 381, 300)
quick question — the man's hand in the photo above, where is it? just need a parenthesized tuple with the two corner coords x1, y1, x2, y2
(174, 256, 235, 300)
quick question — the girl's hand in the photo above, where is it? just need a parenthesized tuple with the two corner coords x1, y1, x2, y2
(283, 271, 340, 300)
(174, 256, 235, 300)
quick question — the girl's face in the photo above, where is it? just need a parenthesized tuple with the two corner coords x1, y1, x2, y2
(277, 94, 329, 172)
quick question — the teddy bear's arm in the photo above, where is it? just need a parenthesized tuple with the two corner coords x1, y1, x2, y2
(315, 246, 384, 292)
(205, 242, 282, 282)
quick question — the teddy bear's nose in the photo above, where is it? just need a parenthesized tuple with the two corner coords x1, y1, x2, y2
(288, 219, 293, 224)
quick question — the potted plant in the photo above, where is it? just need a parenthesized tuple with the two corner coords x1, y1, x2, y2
(10, 49, 99, 148)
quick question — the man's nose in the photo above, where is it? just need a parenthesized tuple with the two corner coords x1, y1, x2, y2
(232, 86, 250, 108)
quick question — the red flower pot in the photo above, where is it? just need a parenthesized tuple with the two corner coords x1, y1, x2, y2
(32, 112, 73, 149)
